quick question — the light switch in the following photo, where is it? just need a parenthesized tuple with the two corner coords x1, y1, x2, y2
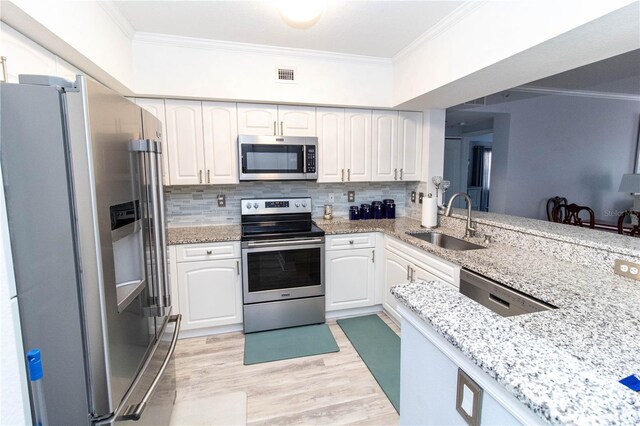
(461, 384, 474, 416)
(456, 368, 482, 426)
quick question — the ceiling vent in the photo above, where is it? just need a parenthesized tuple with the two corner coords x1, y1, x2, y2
(276, 67, 296, 83)
(464, 97, 486, 107)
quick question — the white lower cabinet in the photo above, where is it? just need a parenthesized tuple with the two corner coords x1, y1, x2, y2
(170, 243, 243, 332)
(325, 234, 376, 311)
(382, 250, 412, 322)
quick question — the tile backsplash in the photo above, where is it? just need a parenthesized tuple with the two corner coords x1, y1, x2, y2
(165, 181, 412, 226)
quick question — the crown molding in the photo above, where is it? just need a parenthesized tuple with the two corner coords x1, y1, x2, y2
(514, 86, 640, 102)
(97, 1, 135, 39)
(393, 0, 487, 62)
(133, 32, 393, 65)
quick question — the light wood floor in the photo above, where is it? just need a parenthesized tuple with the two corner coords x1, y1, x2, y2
(173, 313, 401, 425)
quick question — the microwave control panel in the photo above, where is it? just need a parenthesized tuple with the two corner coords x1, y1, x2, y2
(306, 145, 316, 174)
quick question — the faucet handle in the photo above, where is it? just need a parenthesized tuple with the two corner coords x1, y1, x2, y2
(483, 234, 492, 244)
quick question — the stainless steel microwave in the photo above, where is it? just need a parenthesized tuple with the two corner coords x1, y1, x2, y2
(238, 135, 318, 181)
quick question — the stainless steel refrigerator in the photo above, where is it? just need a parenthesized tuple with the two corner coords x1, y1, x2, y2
(1, 75, 180, 425)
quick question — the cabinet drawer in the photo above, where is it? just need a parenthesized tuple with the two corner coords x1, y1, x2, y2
(326, 233, 375, 250)
(385, 236, 458, 283)
(175, 242, 240, 262)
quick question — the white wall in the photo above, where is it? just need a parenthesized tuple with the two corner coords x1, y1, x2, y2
(132, 34, 393, 107)
(393, 0, 640, 109)
(478, 94, 639, 220)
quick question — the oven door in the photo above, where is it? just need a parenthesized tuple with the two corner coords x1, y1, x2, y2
(242, 238, 325, 304)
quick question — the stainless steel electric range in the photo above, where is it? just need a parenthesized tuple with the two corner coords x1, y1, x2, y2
(240, 197, 326, 333)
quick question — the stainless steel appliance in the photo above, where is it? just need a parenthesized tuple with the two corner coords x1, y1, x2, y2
(1, 75, 180, 424)
(241, 197, 325, 332)
(238, 135, 318, 181)
(459, 269, 556, 317)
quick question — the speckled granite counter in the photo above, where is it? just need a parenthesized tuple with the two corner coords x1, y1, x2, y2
(167, 224, 241, 244)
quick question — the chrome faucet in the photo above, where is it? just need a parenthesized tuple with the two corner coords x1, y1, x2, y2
(444, 192, 477, 238)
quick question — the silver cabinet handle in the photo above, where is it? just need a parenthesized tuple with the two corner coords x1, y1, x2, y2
(280, 121, 284, 136)
(400, 168, 403, 180)
(120, 315, 182, 421)
(273, 121, 277, 135)
(236, 260, 240, 275)
(199, 170, 203, 184)
(0, 56, 7, 83)
(411, 267, 415, 282)
(341, 169, 345, 182)
(394, 168, 398, 180)
(349, 240, 354, 244)
(207, 169, 211, 183)
(406, 265, 411, 280)
(372, 249, 375, 263)
(206, 250, 212, 255)
(347, 169, 351, 181)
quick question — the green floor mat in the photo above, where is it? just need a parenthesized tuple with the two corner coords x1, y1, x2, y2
(244, 324, 339, 365)
(337, 315, 400, 413)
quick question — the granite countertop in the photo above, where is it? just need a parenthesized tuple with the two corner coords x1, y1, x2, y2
(167, 217, 640, 422)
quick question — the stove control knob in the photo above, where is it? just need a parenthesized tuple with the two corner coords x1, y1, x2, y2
(302, 201, 307, 207)
(253, 203, 259, 209)
(295, 202, 300, 207)
(246, 202, 252, 209)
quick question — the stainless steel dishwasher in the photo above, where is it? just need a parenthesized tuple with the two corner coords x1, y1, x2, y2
(459, 269, 557, 317)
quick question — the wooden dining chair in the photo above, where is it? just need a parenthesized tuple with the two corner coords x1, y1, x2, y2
(546, 196, 568, 221)
(552, 203, 595, 228)
(617, 210, 640, 237)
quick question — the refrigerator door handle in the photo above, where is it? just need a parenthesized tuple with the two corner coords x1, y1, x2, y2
(119, 314, 181, 421)
(153, 145, 171, 309)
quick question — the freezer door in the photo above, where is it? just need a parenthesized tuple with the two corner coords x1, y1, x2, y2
(65, 77, 157, 420)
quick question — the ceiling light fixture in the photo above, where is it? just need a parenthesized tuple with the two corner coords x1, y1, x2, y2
(278, 0, 326, 29)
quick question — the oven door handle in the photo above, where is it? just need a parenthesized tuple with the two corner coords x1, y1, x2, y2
(246, 238, 324, 248)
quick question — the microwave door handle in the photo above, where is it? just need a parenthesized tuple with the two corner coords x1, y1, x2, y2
(302, 145, 306, 174)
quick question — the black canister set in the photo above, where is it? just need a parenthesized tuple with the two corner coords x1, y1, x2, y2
(349, 199, 395, 220)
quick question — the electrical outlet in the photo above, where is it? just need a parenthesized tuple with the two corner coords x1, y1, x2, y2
(411, 191, 416, 203)
(614, 259, 640, 280)
(348, 191, 355, 202)
(328, 193, 335, 203)
(217, 194, 226, 207)
(419, 192, 424, 204)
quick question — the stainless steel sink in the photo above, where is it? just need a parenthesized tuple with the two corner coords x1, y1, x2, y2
(406, 231, 485, 251)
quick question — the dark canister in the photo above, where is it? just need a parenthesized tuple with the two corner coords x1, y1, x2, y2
(371, 201, 383, 219)
(383, 199, 396, 219)
(360, 203, 372, 220)
(349, 205, 361, 220)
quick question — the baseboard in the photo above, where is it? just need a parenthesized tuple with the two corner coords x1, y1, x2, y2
(178, 323, 243, 339)
(326, 305, 384, 320)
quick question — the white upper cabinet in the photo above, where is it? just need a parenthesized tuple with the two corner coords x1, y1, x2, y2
(135, 98, 171, 185)
(1, 24, 56, 83)
(202, 101, 239, 184)
(398, 111, 423, 181)
(317, 107, 345, 183)
(278, 106, 316, 136)
(344, 109, 372, 182)
(165, 100, 205, 185)
(237, 103, 316, 136)
(372, 111, 399, 181)
(372, 110, 422, 182)
(237, 104, 278, 136)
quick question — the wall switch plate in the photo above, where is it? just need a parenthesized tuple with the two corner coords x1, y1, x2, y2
(348, 191, 355, 202)
(411, 191, 416, 203)
(419, 192, 424, 204)
(614, 259, 640, 280)
(217, 194, 226, 207)
(328, 193, 335, 203)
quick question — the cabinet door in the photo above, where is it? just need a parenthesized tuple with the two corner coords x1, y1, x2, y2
(383, 250, 411, 323)
(344, 109, 372, 182)
(202, 101, 239, 184)
(136, 98, 171, 185)
(372, 111, 398, 181)
(237, 103, 278, 136)
(398, 111, 422, 181)
(165, 100, 205, 185)
(326, 248, 375, 311)
(177, 259, 242, 330)
(278, 106, 316, 136)
(316, 107, 345, 183)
